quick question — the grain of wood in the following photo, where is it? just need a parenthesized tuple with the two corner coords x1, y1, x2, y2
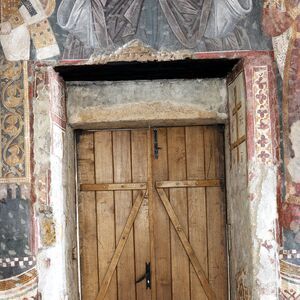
(96, 190, 147, 300)
(186, 126, 208, 300)
(156, 188, 216, 300)
(155, 180, 220, 188)
(167, 127, 190, 300)
(113, 130, 136, 300)
(94, 131, 117, 300)
(77, 132, 99, 299)
(152, 128, 172, 300)
(81, 182, 147, 191)
(204, 127, 228, 300)
(147, 129, 157, 300)
(132, 130, 151, 300)
(77, 127, 228, 300)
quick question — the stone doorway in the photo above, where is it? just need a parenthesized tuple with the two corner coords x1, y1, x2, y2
(33, 50, 280, 299)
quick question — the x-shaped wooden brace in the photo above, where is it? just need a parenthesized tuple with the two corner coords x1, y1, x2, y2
(95, 187, 216, 300)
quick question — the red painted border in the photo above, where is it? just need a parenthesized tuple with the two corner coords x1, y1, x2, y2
(56, 50, 275, 66)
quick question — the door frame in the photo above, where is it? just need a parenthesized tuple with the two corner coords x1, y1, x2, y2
(32, 51, 280, 300)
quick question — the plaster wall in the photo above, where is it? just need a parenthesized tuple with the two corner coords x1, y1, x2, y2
(67, 79, 227, 129)
(32, 68, 78, 300)
(243, 57, 280, 298)
(226, 71, 253, 298)
(225, 58, 280, 299)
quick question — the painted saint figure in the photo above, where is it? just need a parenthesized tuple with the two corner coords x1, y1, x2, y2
(57, 0, 253, 59)
(0, 0, 59, 60)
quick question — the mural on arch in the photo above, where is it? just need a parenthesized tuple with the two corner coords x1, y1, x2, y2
(0, 0, 270, 61)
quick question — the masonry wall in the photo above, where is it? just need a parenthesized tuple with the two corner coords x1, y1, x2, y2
(0, 0, 299, 298)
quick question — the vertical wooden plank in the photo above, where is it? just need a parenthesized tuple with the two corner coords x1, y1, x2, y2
(131, 130, 151, 300)
(147, 129, 157, 300)
(77, 132, 99, 299)
(96, 191, 147, 300)
(204, 126, 228, 300)
(152, 128, 172, 300)
(94, 131, 117, 300)
(167, 127, 190, 300)
(156, 188, 216, 300)
(113, 130, 136, 300)
(186, 126, 208, 300)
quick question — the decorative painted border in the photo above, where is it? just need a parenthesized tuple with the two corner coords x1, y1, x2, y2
(0, 61, 31, 183)
(0, 267, 37, 296)
(48, 67, 66, 130)
(252, 65, 274, 166)
(0, 256, 36, 268)
(280, 249, 300, 260)
(280, 260, 300, 299)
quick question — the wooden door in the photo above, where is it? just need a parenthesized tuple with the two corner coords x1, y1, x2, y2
(77, 126, 227, 300)
(152, 126, 227, 300)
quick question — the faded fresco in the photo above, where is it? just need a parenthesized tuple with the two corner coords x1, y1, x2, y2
(0, 58, 37, 299)
(262, 0, 300, 253)
(0, 0, 297, 298)
(0, 0, 270, 61)
(0, 60, 30, 183)
(0, 186, 34, 280)
(262, 0, 300, 298)
(0, 0, 59, 60)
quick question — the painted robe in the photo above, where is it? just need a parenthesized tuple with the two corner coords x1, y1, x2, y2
(57, 0, 253, 59)
(0, 0, 59, 60)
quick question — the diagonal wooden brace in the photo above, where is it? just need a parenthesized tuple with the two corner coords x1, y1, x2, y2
(156, 188, 217, 300)
(96, 189, 147, 300)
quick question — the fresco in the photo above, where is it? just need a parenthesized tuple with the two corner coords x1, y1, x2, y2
(262, 0, 300, 297)
(0, 59, 30, 183)
(0, 186, 34, 280)
(262, 0, 300, 253)
(1, 0, 270, 61)
(0, 0, 60, 60)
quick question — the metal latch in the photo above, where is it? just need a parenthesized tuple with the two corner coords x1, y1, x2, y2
(135, 262, 151, 289)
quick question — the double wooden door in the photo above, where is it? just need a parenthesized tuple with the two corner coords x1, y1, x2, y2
(77, 126, 227, 300)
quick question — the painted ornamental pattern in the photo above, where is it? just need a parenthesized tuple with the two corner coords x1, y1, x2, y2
(0, 267, 37, 300)
(252, 66, 273, 165)
(0, 60, 30, 183)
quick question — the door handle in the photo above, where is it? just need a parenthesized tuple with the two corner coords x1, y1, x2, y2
(135, 262, 151, 289)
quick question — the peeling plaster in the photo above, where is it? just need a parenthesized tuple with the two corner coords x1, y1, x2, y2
(33, 71, 70, 300)
(249, 162, 279, 298)
(33, 82, 51, 206)
(40, 217, 56, 247)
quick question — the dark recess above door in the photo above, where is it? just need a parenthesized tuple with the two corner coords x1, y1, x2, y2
(54, 58, 239, 81)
